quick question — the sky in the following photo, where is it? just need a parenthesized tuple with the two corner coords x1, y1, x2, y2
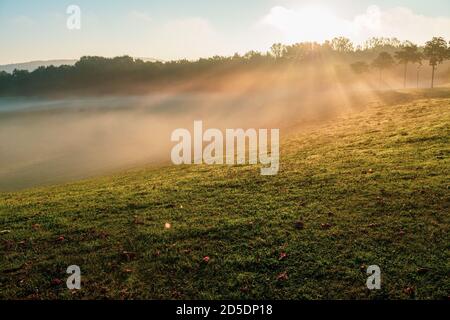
(1, 0, 450, 64)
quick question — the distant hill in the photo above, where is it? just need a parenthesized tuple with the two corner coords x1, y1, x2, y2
(0, 60, 77, 73)
(0, 57, 162, 73)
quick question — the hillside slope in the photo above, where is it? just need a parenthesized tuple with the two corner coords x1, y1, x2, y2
(0, 95, 449, 299)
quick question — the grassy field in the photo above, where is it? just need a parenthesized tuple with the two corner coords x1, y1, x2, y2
(0, 90, 449, 299)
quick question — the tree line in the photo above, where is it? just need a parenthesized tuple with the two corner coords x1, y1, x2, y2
(351, 37, 450, 89)
(0, 36, 449, 96)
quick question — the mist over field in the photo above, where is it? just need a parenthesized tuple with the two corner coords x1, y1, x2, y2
(0, 67, 377, 190)
(1, 63, 448, 191)
(0, 91, 338, 190)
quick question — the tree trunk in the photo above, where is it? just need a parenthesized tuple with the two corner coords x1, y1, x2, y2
(431, 65, 435, 89)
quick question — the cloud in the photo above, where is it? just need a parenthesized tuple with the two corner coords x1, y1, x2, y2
(352, 6, 450, 43)
(260, 5, 352, 44)
(260, 5, 450, 45)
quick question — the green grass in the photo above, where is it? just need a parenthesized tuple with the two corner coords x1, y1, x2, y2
(1, 93, 449, 300)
